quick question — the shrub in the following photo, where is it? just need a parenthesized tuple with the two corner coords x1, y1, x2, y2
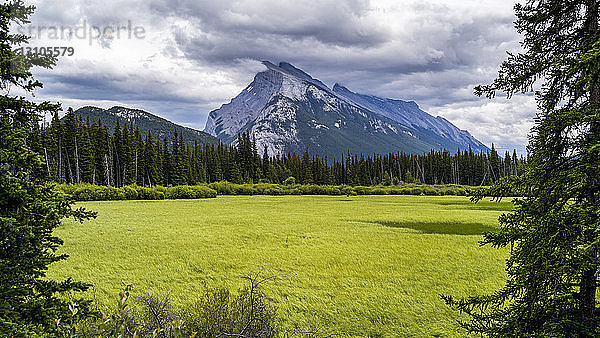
(341, 186, 357, 196)
(289, 187, 303, 195)
(58, 184, 216, 201)
(208, 181, 237, 195)
(73, 184, 102, 201)
(324, 186, 342, 196)
(283, 176, 296, 186)
(57, 182, 484, 201)
(264, 187, 286, 195)
(165, 185, 217, 199)
(133, 294, 180, 337)
(234, 184, 255, 195)
(82, 276, 283, 337)
(183, 286, 278, 337)
(122, 185, 139, 200)
(388, 187, 410, 195)
(353, 186, 372, 195)
(370, 187, 389, 195)
(136, 187, 165, 200)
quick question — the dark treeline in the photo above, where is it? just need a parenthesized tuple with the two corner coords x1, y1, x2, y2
(29, 110, 525, 187)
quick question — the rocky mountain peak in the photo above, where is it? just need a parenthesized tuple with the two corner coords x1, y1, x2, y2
(204, 61, 489, 156)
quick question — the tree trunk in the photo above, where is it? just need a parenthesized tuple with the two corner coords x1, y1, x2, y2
(135, 150, 138, 184)
(580, 0, 599, 322)
(104, 154, 110, 186)
(44, 146, 50, 177)
(74, 133, 80, 184)
(65, 148, 73, 184)
(58, 139, 63, 183)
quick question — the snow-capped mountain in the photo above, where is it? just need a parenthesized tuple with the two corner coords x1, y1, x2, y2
(332, 84, 487, 150)
(205, 61, 489, 156)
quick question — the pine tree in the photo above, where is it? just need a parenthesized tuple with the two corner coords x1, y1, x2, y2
(0, 1, 96, 334)
(445, 0, 600, 335)
(488, 143, 500, 183)
(162, 138, 170, 185)
(143, 131, 157, 186)
(228, 153, 243, 184)
(121, 124, 134, 185)
(46, 112, 62, 182)
(155, 138, 165, 185)
(62, 109, 79, 183)
(301, 148, 313, 184)
(90, 120, 109, 185)
(112, 122, 122, 186)
(78, 121, 94, 183)
(168, 131, 187, 185)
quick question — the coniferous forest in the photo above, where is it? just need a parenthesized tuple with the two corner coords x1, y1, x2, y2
(30, 110, 525, 187)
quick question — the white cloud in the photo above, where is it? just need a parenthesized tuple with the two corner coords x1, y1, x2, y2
(434, 95, 536, 154)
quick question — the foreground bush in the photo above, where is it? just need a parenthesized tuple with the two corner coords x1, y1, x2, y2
(75, 275, 331, 337)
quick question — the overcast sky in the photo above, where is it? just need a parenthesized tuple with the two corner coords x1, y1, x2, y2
(21, 0, 533, 154)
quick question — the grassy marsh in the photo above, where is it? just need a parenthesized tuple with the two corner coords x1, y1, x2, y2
(50, 195, 511, 336)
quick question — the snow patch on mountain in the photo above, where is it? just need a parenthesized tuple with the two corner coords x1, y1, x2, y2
(250, 96, 300, 155)
(332, 83, 486, 150)
(203, 61, 490, 155)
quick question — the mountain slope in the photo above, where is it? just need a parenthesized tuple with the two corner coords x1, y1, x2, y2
(205, 61, 489, 156)
(74, 106, 218, 146)
(332, 84, 486, 150)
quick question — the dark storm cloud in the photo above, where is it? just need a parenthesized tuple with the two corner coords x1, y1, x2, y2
(37, 71, 198, 104)
(158, 0, 518, 102)
(150, 0, 387, 48)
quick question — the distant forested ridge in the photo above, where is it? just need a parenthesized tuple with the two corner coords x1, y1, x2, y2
(29, 111, 525, 187)
(73, 106, 218, 147)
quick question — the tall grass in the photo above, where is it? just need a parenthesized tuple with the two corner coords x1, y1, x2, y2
(50, 195, 510, 336)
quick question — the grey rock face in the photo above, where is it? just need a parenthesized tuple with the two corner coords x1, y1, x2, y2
(205, 62, 489, 156)
(332, 84, 487, 151)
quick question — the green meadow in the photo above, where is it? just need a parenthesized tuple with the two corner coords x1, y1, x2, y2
(49, 195, 512, 337)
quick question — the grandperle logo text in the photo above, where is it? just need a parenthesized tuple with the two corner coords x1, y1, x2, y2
(17, 20, 146, 45)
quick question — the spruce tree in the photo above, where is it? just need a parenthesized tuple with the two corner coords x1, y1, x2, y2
(46, 112, 61, 181)
(301, 148, 313, 184)
(444, 0, 600, 335)
(121, 124, 134, 185)
(0, 1, 96, 334)
(155, 138, 164, 185)
(78, 121, 94, 183)
(112, 122, 122, 186)
(133, 127, 144, 186)
(143, 131, 157, 186)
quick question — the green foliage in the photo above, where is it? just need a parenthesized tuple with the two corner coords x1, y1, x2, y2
(182, 278, 278, 337)
(283, 176, 296, 185)
(0, 1, 97, 334)
(445, 1, 600, 336)
(291, 184, 342, 195)
(207, 181, 237, 195)
(164, 185, 217, 199)
(30, 105, 527, 188)
(58, 182, 480, 201)
(82, 276, 314, 337)
(34, 109, 525, 187)
(404, 171, 416, 184)
(60, 183, 216, 201)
